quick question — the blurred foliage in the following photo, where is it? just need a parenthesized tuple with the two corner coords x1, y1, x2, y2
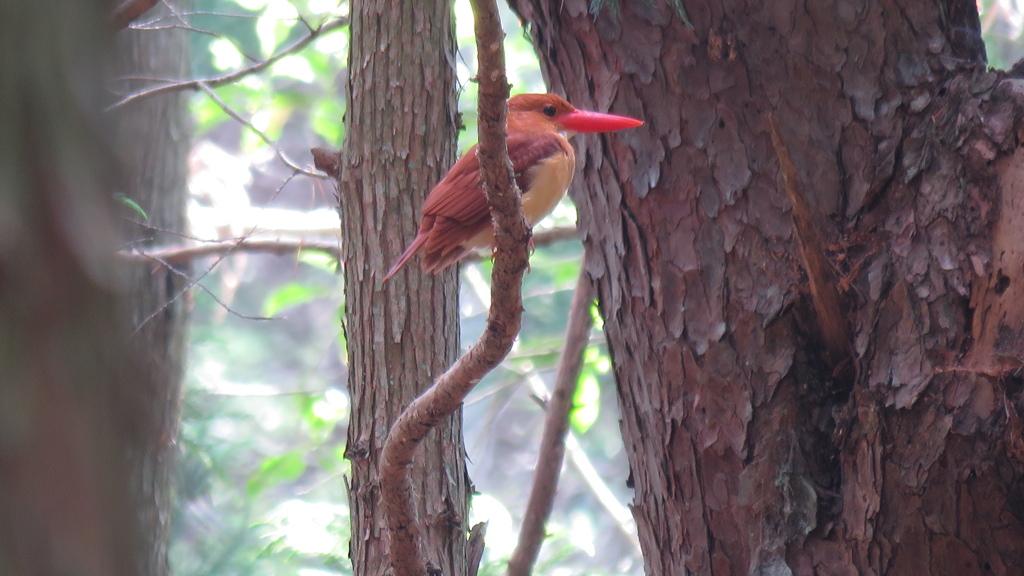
(980, 0, 1024, 70)
(164, 1, 1024, 575)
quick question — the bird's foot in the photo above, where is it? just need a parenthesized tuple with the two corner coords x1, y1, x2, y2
(488, 243, 533, 274)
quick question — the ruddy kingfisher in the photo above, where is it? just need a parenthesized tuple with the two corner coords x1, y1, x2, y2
(383, 93, 643, 281)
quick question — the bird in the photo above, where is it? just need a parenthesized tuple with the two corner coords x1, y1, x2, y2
(382, 93, 643, 281)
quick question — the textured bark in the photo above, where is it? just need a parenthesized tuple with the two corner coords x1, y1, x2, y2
(338, 2, 468, 575)
(509, 0, 1024, 574)
(113, 2, 191, 574)
(0, 1, 147, 575)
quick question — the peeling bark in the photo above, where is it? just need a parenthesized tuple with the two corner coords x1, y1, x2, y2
(509, 0, 1024, 573)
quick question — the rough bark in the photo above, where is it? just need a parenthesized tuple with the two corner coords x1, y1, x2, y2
(509, 0, 1024, 574)
(0, 1, 148, 575)
(113, 2, 191, 574)
(338, 1, 468, 575)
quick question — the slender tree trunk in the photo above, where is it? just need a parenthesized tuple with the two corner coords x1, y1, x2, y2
(338, 2, 468, 575)
(510, 0, 1024, 574)
(0, 1, 150, 575)
(113, 2, 191, 574)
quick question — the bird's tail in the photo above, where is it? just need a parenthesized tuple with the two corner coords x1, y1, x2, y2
(382, 233, 428, 282)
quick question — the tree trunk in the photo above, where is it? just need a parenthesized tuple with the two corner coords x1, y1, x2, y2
(338, 2, 468, 575)
(113, 2, 191, 574)
(510, 0, 1024, 574)
(0, 1, 151, 575)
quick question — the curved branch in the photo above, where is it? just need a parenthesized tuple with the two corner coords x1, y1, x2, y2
(379, 0, 527, 574)
(507, 269, 595, 576)
(107, 16, 348, 110)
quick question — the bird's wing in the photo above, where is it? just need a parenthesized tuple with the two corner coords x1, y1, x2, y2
(422, 132, 568, 221)
(399, 132, 570, 274)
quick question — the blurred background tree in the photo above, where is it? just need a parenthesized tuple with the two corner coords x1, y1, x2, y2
(1, 1, 149, 575)
(114, 2, 192, 574)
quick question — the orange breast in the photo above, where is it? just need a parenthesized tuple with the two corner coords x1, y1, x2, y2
(463, 146, 575, 250)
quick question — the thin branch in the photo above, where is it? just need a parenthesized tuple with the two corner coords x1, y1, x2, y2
(120, 237, 341, 266)
(128, 22, 262, 62)
(559, 409, 640, 545)
(191, 275, 277, 322)
(523, 225, 577, 248)
(507, 269, 595, 576)
(196, 81, 327, 179)
(379, 0, 525, 574)
(112, 0, 160, 30)
(108, 16, 348, 110)
(130, 170, 310, 326)
(461, 267, 642, 558)
(118, 226, 575, 268)
(131, 230, 255, 334)
(131, 9, 260, 24)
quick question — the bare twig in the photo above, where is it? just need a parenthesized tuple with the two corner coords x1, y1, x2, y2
(117, 226, 575, 268)
(522, 225, 577, 248)
(131, 9, 260, 24)
(120, 237, 341, 265)
(108, 16, 348, 110)
(558, 406, 639, 545)
(130, 235, 240, 334)
(112, 0, 160, 30)
(131, 240, 277, 335)
(507, 269, 595, 576)
(462, 267, 642, 558)
(379, 0, 526, 574)
(196, 82, 327, 179)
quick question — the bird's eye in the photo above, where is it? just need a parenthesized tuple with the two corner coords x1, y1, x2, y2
(543, 105, 557, 117)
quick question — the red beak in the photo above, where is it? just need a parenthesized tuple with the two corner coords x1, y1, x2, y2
(558, 109, 644, 133)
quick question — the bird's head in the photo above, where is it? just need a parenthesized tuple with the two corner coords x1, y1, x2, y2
(507, 93, 643, 136)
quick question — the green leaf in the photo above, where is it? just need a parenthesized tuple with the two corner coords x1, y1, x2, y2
(584, 345, 611, 374)
(311, 97, 345, 144)
(208, 37, 243, 71)
(298, 249, 339, 271)
(256, 0, 298, 56)
(589, 301, 604, 330)
(192, 93, 227, 135)
(270, 54, 315, 82)
(570, 374, 600, 434)
(114, 193, 148, 220)
(262, 281, 330, 316)
(247, 451, 307, 498)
